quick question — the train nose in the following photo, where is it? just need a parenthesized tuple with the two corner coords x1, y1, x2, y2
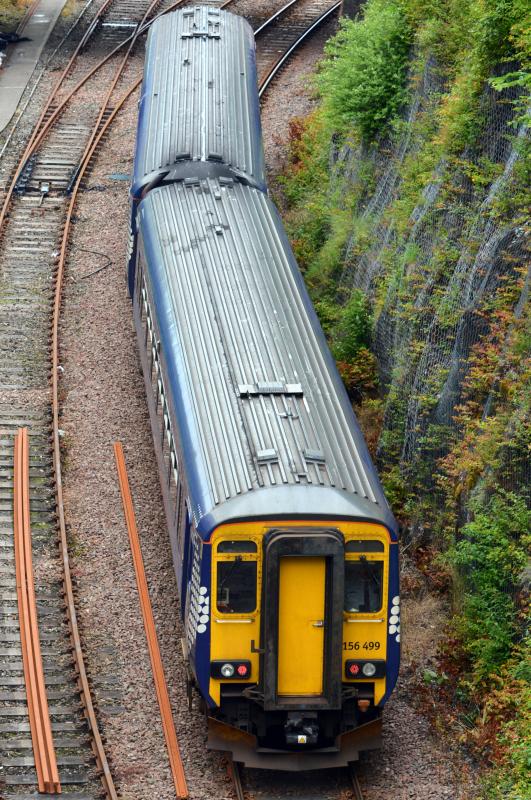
(284, 713, 319, 746)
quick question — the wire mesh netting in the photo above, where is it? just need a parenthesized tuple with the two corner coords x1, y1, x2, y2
(335, 58, 530, 514)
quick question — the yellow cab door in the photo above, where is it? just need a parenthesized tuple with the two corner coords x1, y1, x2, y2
(277, 556, 326, 696)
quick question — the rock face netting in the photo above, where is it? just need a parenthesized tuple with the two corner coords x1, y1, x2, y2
(335, 59, 529, 521)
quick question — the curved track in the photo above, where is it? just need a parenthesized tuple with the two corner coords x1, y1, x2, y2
(0, 1, 189, 797)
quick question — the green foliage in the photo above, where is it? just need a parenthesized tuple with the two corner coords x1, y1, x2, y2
(316, 1, 412, 141)
(277, 0, 530, 791)
(448, 493, 531, 683)
(332, 290, 373, 361)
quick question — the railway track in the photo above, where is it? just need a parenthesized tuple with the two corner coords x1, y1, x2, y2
(0, 1, 193, 797)
(228, 762, 365, 799)
(231, 0, 341, 87)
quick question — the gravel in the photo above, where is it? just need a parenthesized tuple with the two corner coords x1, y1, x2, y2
(57, 6, 479, 800)
(60, 75, 231, 800)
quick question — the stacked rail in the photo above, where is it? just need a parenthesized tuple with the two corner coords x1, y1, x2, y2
(14, 427, 61, 795)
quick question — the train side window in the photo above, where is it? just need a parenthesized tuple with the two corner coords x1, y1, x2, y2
(217, 540, 257, 553)
(344, 558, 383, 613)
(217, 558, 257, 613)
(345, 540, 384, 553)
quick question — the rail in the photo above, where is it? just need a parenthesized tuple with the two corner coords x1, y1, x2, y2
(0, 0, 188, 235)
(38, 3, 191, 797)
(14, 427, 61, 794)
(114, 442, 189, 799)
(349, 766, 365, 800)
(227, 757, 245, 800)
(259, 1, 341, 96)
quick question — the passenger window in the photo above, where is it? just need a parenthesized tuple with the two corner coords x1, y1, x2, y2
(217, 558, 257, 613)
(217, 540, 257, 553)
(344, 558, 383, 613)
(345, 540, 384, 553)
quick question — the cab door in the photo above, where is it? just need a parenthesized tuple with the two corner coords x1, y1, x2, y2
(277, 556, 326, 695)
(262, 529, 344, 710)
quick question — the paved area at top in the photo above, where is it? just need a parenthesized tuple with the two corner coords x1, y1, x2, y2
(0, 0, 68, 133)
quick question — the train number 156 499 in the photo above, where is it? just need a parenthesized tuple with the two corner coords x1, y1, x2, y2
(342, 641, 381, 651)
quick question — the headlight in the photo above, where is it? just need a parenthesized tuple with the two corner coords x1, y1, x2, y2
(220, 663, 235, 678)
(362, 662, 376, 677)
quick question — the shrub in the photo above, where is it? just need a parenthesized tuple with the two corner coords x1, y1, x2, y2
(332, 290, 373, 361)
(337, 347, 378, 401)
(316, 0, 412, 141)
(448, 492, 531, 684)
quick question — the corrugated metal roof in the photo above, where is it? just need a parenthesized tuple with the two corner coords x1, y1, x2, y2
(132, 7, 266, 197)
(139, 180, 394, 528)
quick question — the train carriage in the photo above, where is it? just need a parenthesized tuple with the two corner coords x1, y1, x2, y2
(128, 5, 266, 293)
(128, 5, 400, 770)
(129, 176, 400, 769)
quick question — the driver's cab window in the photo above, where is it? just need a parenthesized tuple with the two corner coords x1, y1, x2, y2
(344, 540, 384, 613)
(216, 540, 258, 614)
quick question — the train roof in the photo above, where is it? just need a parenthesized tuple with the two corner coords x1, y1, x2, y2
(138, 180, 397, 539)
(132, 6, 266, 199)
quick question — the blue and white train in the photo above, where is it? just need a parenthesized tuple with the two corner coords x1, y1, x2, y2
(128, 5, 400, 770)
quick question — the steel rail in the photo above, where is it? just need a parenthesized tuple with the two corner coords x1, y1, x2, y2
(254, 0, 302, 36)
(259, 1, 341, 96)
(65, 0, 172, 193)
(220, 0, 301, 34)
(40, 8, 176, 800)
(349, 766, 364, 800)
(114, 442, 189, 799)
(15, 0, 41, 35)
(49, 74, 147, 800)
(33, 5, 179, 796)
(0, 0, 115, 233)
(0, 0, 188, 235)
(0, 0, 99, 161)
(14, 427, 61, 795)
(227, 757, 245, 800)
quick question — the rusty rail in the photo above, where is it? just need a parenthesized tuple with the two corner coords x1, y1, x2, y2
(0, 0, 188, 236)
(114, 442, 189, 799)
(14, 427, 61, 794)
(49, 78, 140, 800)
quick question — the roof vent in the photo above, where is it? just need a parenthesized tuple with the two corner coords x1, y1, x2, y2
(256, 449, 278, 463)
(239, 382, 303, 397)
(303, 448, 326, 463)
(257, 381, 284, 394)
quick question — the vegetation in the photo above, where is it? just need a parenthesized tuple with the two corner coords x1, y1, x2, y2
(277, 0, 530, 794)
(316, 0, 412, 141)
(447, 493, 530, 685)
(0, 0, 31, 32)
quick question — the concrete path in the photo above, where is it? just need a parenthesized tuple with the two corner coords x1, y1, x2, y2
(0, 0, 69, 133)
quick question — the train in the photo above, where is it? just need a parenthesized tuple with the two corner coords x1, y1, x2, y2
(128, 6, 400, 770)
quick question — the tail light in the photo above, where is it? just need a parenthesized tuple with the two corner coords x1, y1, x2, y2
(345, 659, 386, 679)
(210, 660, 251, 679)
